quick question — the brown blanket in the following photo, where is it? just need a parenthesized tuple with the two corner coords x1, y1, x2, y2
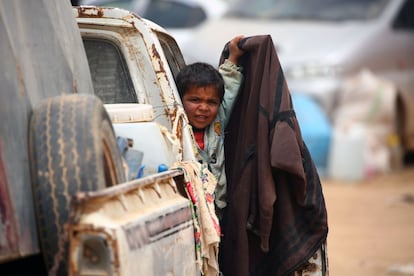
(219, 35, 328, 275)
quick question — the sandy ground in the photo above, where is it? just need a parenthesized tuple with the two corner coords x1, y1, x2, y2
(322, 165, 414, 276)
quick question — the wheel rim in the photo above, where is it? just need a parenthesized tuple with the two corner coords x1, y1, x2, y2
(103, 138, 122, 187)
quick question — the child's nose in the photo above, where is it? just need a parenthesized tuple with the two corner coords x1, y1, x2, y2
(199, 102, 209, 110)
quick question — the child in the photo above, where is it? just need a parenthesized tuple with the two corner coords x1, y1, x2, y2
(176, 35, 245, 219)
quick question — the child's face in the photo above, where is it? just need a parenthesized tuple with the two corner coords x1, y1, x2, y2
(182, 84, 220, 130)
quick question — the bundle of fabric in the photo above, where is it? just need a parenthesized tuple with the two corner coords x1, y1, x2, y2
(220, 35, 329, 275)
(172, 161, 221, 276)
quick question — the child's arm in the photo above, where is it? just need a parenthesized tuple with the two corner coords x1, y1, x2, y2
(219, 35, 245, 127)
(228, 35, 245, 65)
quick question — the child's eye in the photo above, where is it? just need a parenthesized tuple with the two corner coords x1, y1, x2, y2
(208, 100, 220, 106)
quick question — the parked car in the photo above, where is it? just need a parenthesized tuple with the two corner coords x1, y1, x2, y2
(79, 0, 147, 12)
(79, 0, 228, 48)
(0, 1, 126, 274)
(1, 2, 198, 274)
(181, 0, 414, 152)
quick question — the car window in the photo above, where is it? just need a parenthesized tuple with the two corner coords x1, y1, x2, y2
(156, 34, 186, 79)
(393, 0, 414, 30)
(83, 38, 137, 104)
(144, 0, 206, 28)
(226, 0, 390, 21)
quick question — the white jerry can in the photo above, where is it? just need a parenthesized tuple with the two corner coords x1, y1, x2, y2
(104, 103, 181, 177)
(328, 124, 367, 182)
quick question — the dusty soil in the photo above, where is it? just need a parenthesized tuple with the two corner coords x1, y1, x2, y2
(322, 165, 414, 276)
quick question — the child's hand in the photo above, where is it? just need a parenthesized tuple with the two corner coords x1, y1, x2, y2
(228, 35, 245, 65)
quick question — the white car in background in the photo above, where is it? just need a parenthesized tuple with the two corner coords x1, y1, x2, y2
(79, 0, 228, 48)
(181, 0, 414, 152)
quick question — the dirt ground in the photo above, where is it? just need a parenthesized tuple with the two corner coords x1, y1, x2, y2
(322, 165, 414, 276)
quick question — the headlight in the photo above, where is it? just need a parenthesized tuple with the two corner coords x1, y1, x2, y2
(73, 235, 114, 275)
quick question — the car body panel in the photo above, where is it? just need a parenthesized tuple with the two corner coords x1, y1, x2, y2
(74, 6, 198, 162)
(68, 170, 197, 275)
(0, 0, 94, 263)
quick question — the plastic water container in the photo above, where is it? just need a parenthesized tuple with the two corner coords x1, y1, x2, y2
(105, 104, 175, 176)
(328, 124, 366, 182)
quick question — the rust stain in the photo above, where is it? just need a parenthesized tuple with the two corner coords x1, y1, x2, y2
(119, 29, 138, 62)
(151, 44, 162, 68)
(171, 108, 178, 127)
(72, 79, 78, 94)
(78, 7, 104, 18)
(0, 140, 18, 253)
(15, 61, 26, 98)
(121, 13, 136, 23)
(136, 31, 174, 117)
(172, 107, 184, 142)
(69, 230, 82, 273)
(112, 230, 120, 270)
(149, 43, 176, 122)
(150, 43, 167, 80)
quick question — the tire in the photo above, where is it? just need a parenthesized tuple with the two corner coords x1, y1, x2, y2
(29, 94, 126, 274)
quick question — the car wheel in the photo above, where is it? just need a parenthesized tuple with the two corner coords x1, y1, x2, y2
(29, 94, 126, 274)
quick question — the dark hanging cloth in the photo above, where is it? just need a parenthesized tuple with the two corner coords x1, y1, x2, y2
(219, 35, 328, 276)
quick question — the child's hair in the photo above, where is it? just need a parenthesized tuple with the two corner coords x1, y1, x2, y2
(176, 62, 225, 102)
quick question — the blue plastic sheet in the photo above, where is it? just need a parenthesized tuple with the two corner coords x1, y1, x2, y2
(291, 93, 332, 176)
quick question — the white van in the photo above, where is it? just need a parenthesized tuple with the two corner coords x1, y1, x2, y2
(182, 0, 414, 151)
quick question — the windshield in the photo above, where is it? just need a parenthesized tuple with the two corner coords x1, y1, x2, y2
(226, 0, 390, 21)
(144, 0, 206, 28)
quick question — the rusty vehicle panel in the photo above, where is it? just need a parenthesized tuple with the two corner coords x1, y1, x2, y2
(68, 170, 197, 275)
(74, 5, 199, 167)
(73, 6, 198, 162)
(2, 2, 202, 274)
(71, 7, 209, 274)
(0, 145, 19, 262)
(0, 0, 94, 265)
